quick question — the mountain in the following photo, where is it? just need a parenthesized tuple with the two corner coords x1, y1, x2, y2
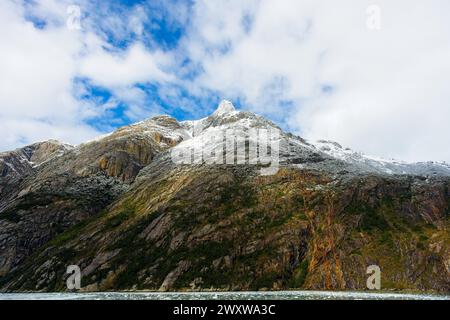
(0, 140, 72, 180)
(0, 101, 449, 292)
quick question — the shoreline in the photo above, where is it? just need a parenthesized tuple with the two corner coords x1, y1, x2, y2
(1, 290, 449, 300)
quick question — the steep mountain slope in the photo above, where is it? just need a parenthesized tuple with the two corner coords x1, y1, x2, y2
(0, 101, 449, 292)
(0, 140, 72, 180)
(0, 116, 187, 276)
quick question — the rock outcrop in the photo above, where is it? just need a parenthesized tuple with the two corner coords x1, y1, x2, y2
(0, 101, 449, 292)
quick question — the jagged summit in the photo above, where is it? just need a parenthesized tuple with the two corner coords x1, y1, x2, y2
(212, 100, 236, 117)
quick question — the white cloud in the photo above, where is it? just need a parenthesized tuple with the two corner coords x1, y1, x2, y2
(184, 0, 450, 162)
(1, 116, 99, 152)
(79, 43, 172, 88)
(0, 0, 172, 150)
(0, 0, 96, 149)
(2, 0, 450, 163)
(78, 42, 173, 122)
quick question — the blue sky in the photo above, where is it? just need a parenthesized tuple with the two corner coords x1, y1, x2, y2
(1, 0, 450, 162)
(71, 0, 221, 129)
(72, 0, 239, 130)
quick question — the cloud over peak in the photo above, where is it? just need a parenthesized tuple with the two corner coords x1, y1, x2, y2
(1, 0, 450, 163)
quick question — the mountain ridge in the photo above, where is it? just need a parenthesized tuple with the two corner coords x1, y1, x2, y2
(4, 100, 449, 178)
(0, 101, 449, 292)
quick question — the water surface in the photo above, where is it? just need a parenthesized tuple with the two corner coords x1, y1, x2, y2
(0, 291, 448, 300)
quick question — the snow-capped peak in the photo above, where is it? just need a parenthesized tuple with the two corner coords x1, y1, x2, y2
(177, 101, 450, 177)
(212, 100, 236, 117)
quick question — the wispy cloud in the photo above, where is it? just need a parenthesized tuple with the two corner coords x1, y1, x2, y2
(180, 0, 450, 162)
(1, 0, 450, 163)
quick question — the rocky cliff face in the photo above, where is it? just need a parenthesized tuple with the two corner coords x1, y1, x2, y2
(0, 140, 72, 180)
(0, 116, 184, 277)
(0, 101, 449, 292)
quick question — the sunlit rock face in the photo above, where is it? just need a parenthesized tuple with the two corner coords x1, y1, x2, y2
(0, 101, 449, 292)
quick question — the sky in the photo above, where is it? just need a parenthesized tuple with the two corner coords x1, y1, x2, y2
(1, 0, 450, 163)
